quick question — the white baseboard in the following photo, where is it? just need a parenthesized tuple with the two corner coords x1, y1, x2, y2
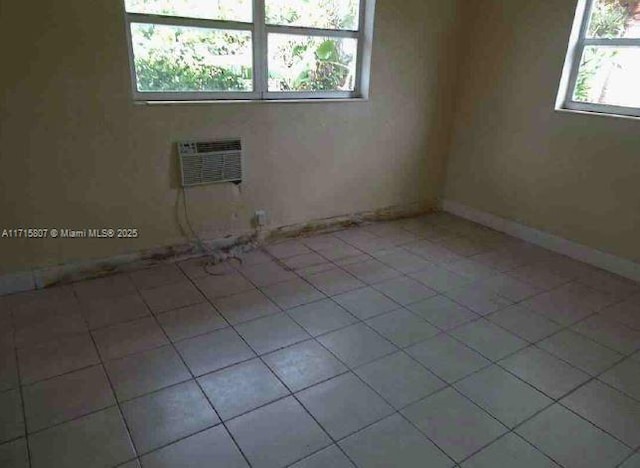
(0, 271, 36, 296)
(442, 199, 640, 283)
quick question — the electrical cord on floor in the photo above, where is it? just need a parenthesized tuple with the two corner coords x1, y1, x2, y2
(179, 186, 299, 277)
(180, 187, 245, 276)
(181, 187, 213, 257)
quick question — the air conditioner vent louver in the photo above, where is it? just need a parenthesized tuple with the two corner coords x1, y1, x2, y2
(196, 141, 241, 153)
(178, 139, 242, 187)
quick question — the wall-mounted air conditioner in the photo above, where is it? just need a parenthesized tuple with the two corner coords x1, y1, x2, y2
(177, 139, 242, 187)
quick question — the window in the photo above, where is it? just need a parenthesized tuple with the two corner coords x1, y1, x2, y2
(558, 0, 640, 117)
(123, 0, 376, 102)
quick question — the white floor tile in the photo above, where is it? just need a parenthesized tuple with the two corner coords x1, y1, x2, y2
(317, 323, 397, 368)
(286, 299, 358, 337)
(355, 352, 446, 409)
(228, 397, 331, 468)
(407, 296, 479, 331)
(290, 445, 354, 468)
(333, 287, 399, 320)
(198, 359, 288, 420)
(455, 366, 552, 428)
(140, 426, 248, 468)
(600, 358, 640, 401)
(235, 313, 310, 355)
(7, 214, 640, 468)
(538, 330, 622, 376)
(263, 340, 347, 392)
(366, 309, 439, 348)
(488, 305, 561, 343)
(461, 433, 559, 468)
(340, 414, 453, 468)
(406, 335, 490, 384)
(297, 373, 394, 439)
(29, 407, 135, 468)
(562, 380, 640, 448)
(499, 347, 590, 399)
(402, 388, 507, 462)
(517, 405, 630, 468)
(450, 320, 527, 361)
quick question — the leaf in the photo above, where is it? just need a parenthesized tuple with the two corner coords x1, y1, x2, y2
(316, 40, 336, 61)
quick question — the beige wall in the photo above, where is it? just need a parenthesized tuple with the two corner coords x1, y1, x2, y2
(444, 0, 640, 262)
(0, 0, 464, 274)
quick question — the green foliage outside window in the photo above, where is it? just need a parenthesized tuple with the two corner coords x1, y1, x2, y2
(133, 24, 253, 92)
(574, 0, 638, 101)
(128, 0, 359, 93)
(268, 35, 357, 92)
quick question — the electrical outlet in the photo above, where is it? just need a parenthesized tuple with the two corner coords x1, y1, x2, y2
(255, 210, 267, 227)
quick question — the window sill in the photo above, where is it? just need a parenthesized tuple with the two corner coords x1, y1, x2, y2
(554, 107, 640, 122)
(135, 97, 370, 106)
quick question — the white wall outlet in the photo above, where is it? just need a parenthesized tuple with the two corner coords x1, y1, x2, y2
(255, 210, 267, 227)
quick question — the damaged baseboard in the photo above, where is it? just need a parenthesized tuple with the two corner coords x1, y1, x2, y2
(267, 202, 433, 240)
(442, 199, 640, 283)
(0, 202, 433, 296)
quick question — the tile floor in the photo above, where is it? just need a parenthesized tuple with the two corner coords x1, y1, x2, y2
(1, 213, 640, 467)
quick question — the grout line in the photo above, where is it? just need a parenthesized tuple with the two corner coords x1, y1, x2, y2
(333, 304, 534, 463)
(232, 242, 465, 466)
(249, 232, 480, 462)
(597, 375, 640, 406)
(0, 435, 30, 447)
(114, 423, 226, 463)
(310, 326, 459, 466)
(509, 432, 565, 467)
(15, 358, 99, 389)
(133, 279, 255, 468)
(67, 361, 352, 461)
(21, 402, 118, 438)
(91, 306, 407, 407)
(211, 246, 362, 467)
(452, 335, 635, 458)
(616, 448, 640, 468)
(8, 301, 33, 468)
(16, 293, 626, 463)
(76, 290, 143, 463)
(26, 266, 622, 385)
(341, 264, 638, 463)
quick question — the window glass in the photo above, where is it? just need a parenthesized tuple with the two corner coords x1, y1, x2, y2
(125, 0, 252, 23)
(587, 0, 640, 38)
(123, 0, 373, 99)
(573, 46, 640, 107)
(268, 34, 358, 92)
(131, 23, 253, 92)
(266, 0, 360, 30)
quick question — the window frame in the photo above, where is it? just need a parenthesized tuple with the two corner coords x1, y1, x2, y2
(557, 0, 640, 118)
(123, 0, 376, 102)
